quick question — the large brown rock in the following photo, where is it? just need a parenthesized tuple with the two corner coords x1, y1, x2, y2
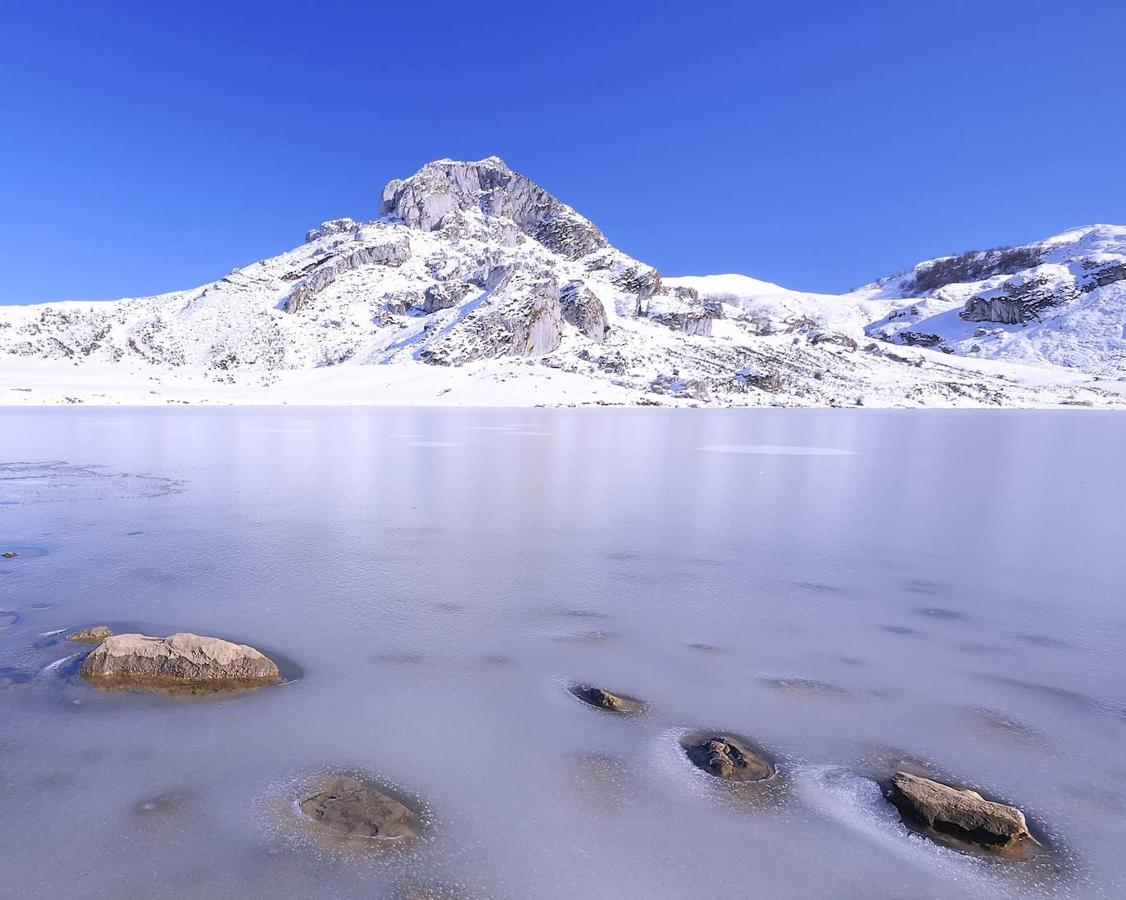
(888, 772, 1032, 849)
(568, 683, 644, 715)
(79, 632, 280, 692)
(682, 733, 775, 782)
(299, 775, 421, 846)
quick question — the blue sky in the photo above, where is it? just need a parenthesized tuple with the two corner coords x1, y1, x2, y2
(2, 1, 1124, 303)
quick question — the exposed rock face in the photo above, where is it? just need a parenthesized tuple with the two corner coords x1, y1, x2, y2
(682, 733, 775, 782)
(888, 772, 1032, 849)
(285, 238, 412, 313)
(379, 157, 609, 260)
(420, 276, 563, 364)
(298, 775, 421, 845)
(560, 281, 608, 342)
(568, 683, 644, 714)
(80, 632, 281, 691)
(304, 218, 358, 243)
(67, 625, 112, 644)
(961, 295, 1025, 325)
(906, 245, 1044, 294)
(961, 274, 1079, 325)
(423, 281, 474, 314)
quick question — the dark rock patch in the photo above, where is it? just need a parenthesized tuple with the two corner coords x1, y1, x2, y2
(681, 732, 776, 783)
(568, 683, 645, 715)
(68, 625, 113, 644)
(2, 551, 18, 559)
(297, 775, 421, 849)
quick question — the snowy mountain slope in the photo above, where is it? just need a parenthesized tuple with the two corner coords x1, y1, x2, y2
(670, 225, 1126, 380)
(0, 157, 1123, 408)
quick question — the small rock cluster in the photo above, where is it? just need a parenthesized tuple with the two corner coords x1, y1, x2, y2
(60, 624, 1038, 860)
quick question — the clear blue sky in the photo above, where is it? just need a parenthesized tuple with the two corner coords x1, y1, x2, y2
(2, 1, 1124, 303)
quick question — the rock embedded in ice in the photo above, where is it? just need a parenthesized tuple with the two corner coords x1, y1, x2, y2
(298, 775, 421, 846)
(79, 632, 281, 692)
(568, 683, 645, 715)
(2, 551, 17, 559)
(682, 733, 776, 782)
(67, 624, 113, 644)
(887, 771, 1032, 850)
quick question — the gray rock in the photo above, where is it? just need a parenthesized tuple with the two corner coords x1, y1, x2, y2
(560, 281, 609, 342)
(423, 281, 474, 314)
(80, 632, 281, 692)
(304, 218, 359, 243)
(888, 772, 1032, 850)
(378, 157, 608, 260)
(420, 277, 564, 364)
(961, 296, 1025, 325)
(285, 238, 411, 313)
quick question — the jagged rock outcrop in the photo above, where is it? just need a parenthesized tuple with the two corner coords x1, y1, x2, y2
(423, 281, 474, 314)
(419, 276, 564, 365)
(379, 157, 608, 260)
(285, 238, 411, 313)
(304, 218, 358, 243)
(560, 281, 608, 342)
(961, 295, 1025, 324)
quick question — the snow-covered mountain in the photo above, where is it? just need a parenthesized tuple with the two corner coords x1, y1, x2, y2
(1, 157, 1123, 408)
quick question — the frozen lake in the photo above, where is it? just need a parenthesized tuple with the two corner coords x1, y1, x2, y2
(1, 407, 1124, 898)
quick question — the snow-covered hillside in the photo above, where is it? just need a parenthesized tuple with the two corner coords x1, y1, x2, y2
(1, 158, 1123, 408)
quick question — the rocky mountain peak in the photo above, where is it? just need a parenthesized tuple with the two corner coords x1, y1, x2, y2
(377, 157, 609, 260)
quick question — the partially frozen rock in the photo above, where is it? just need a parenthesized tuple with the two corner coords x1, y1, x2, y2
(80, 632, 281, 692)
(888, 772, 1033, 851)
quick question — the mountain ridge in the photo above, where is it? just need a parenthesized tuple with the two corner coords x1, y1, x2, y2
(1, 157, 1123, 408)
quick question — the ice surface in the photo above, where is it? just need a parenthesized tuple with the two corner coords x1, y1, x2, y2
(1, 407, 1124, 898)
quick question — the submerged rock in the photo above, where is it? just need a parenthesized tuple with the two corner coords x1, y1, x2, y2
(888, 772, 1033, 850)
(298, 775, 421, 845)
(67, 625, 113, 644)
(568, 683, 644, 715)
(682, 733, 776, 782)
(79, 632, 280, 692)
